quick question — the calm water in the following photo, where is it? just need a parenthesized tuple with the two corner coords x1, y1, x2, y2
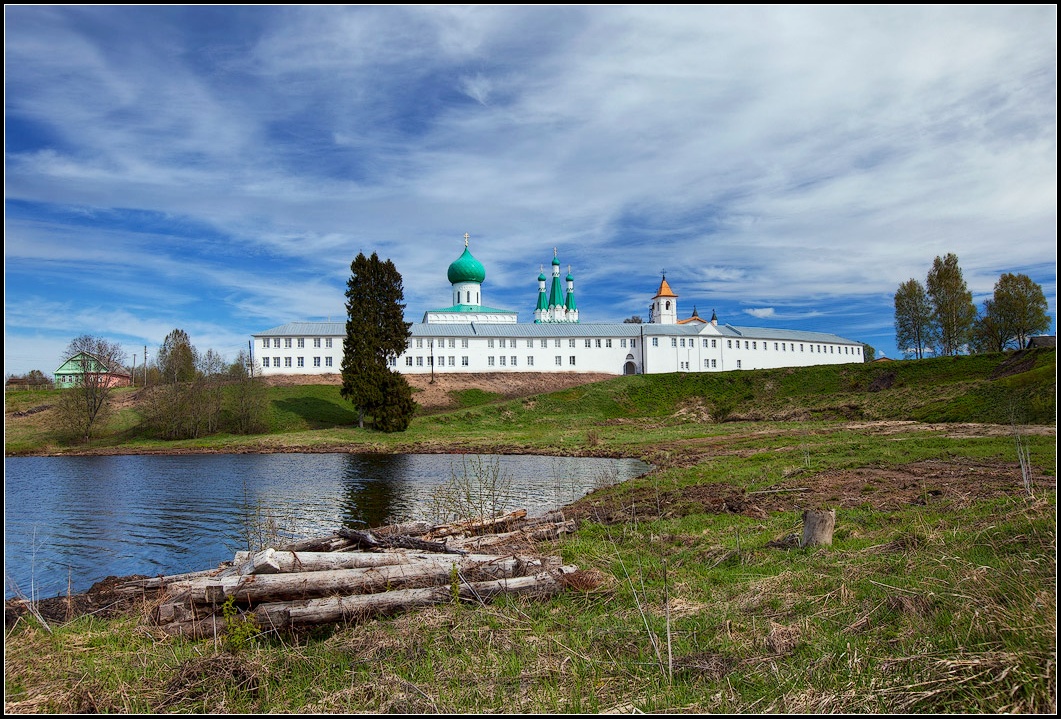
(3, 453, 651, 600)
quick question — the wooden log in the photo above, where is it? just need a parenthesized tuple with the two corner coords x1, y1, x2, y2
(801, 509, 836, 548)
(114, 567, 225, 595)
(234, 549, 543, 576)
(277, 534, 354, 553)
(372, 520, 434, 537)
(448, 519, 577, 551)
(236, 548, 412, 575)
(337, 528, 465, 554)
(158, 566, 578, 636)
(252, 566, 578, 630)
(428, 509, 529, 538)
(185, 555, 541, 605)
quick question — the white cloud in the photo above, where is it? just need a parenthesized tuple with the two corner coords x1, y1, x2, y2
(3, 5, 1055, 376)
(745, 308, 775, 319)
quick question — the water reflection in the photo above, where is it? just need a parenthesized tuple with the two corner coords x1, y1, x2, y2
(4, 452, 651, 599)
(339, 454, 414, 529)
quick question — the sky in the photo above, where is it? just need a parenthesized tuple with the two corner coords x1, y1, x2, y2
(4, 5, 1057, 378)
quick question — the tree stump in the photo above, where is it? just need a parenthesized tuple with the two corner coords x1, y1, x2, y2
(801, 509, 835, 548)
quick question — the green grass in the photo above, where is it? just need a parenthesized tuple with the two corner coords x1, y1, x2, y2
(449, 388, 500, 408)
(6, 349, 1055, 456)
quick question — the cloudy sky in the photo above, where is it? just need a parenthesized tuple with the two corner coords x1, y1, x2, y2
(4, 5, 1056, 377)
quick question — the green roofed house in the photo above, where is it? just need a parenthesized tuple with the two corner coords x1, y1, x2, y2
(54, 351, 131, 389)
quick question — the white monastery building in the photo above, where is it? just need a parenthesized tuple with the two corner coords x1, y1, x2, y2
(253, 238, 864, 377)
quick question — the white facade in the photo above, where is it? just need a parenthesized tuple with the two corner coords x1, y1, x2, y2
(252, 244, 865, 376)
(253, 320, 864, 376)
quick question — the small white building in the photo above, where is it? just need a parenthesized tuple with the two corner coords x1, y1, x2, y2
(253, 239, 865, 376)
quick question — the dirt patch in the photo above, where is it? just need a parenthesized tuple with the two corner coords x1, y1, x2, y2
(258, 372, 618, 410)
(567, 457, 1055, 525)
(405, 372, 616, 410)
(990, 349, 1039, 379)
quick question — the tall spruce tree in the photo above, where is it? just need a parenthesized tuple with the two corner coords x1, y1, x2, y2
(340, 252, 413, 431)
(926, 253, 977, 356)
(894, 278, 936, 359)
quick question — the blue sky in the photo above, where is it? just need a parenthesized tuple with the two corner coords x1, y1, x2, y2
(4, 5, 1056, 377)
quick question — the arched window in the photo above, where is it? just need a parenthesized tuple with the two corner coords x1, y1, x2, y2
(665, 301, 671, 310)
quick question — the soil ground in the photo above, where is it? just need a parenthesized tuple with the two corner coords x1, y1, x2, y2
(260, 371, 618, 411)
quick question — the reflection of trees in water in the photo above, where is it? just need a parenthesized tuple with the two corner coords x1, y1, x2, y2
(337, 454, 652, 529)
(339, 453, 417, 528)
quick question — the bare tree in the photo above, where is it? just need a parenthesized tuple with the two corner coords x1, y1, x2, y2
(53, 335, 127, 443)
(139, 329, 206, 439)
(227, 350, 269, 434)
(197, 348, 228, 435)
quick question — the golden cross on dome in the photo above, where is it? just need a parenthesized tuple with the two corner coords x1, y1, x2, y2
(464, 232, 470, 247)
(553, 247, 558, 257)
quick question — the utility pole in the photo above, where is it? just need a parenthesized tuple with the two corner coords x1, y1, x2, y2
(248, 340, 254, 377)
(144, 345, 148, 387)
(430, 339, 435, 384)
(133, 354, 137, 387)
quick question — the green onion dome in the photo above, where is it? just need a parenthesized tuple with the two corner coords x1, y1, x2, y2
(447, 247, 486, 284)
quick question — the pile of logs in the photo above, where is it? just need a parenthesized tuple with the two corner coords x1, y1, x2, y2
(115, 510, 580, 638)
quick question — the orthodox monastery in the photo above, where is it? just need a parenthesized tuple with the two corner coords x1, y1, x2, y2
(253, 239, 865, 377)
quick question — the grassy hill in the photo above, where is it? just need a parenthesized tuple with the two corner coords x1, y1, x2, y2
(4, 349, 1055, 457)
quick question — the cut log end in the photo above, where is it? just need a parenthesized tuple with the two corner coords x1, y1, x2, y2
(801, 509, 836, 548)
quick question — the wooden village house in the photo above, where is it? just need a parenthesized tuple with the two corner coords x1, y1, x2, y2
(53, 351, 131, 389)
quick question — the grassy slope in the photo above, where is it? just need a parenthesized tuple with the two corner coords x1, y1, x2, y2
(4, 349, 1055, 457)
(3, 350, 1056, 714)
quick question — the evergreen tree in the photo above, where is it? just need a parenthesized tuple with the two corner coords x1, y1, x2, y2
(370, 367, 417, 432)
(926, 253, 976, 356)
(340, 252, 413, 431)
(893, 278, 935, 359)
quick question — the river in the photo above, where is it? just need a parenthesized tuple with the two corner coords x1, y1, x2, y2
(3, 452, 651, 600)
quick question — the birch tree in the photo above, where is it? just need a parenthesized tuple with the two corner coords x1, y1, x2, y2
(926, 254, 976, 356)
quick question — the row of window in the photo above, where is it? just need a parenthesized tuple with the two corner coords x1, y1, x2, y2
(262, 338, 334, 349)
(649, 337, 859, 355)
(418, 337, 638, 349)
(404, 356, 471, 367)
(400, 355, 582, 368)
(261, 356, 334, 368)
(261, 334, 858, 357)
